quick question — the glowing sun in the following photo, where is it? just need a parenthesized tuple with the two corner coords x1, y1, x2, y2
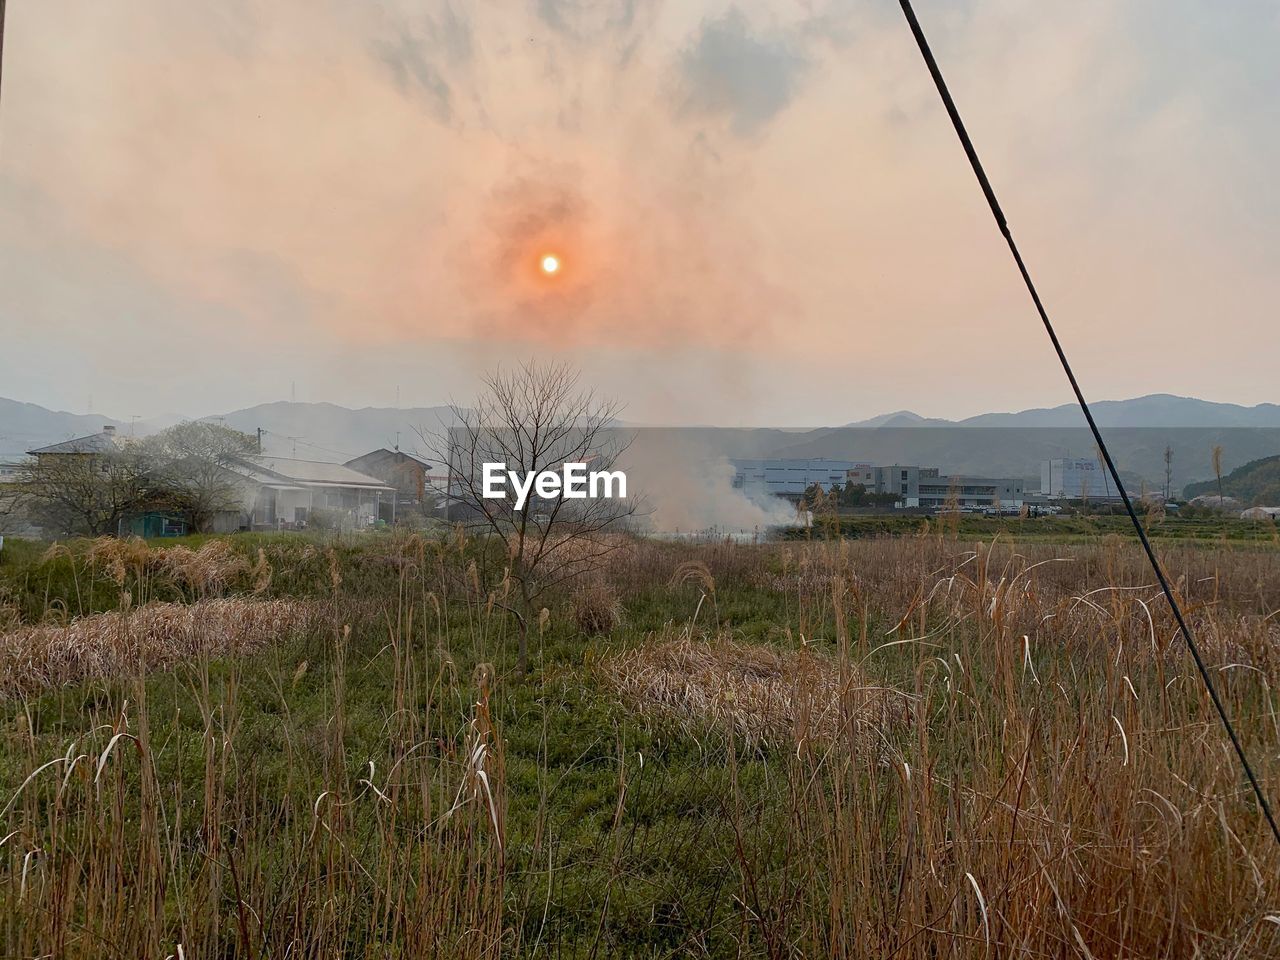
(540, 254, 561, 275)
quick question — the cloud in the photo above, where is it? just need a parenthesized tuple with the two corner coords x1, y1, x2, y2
(375, 34, 454, 122)
(533, 0, 658, 54)
(3, 0, 1280, 425)
(676, 8, 807, 136)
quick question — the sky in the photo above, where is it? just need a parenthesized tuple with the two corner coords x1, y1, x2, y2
(1, 0, 1278, 427)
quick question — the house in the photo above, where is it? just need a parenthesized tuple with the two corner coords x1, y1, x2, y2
(344, 449, 446, 514)
(27, 425, 123, 459)
(218, 456, 396, 531)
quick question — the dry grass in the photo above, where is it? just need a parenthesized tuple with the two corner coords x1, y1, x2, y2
(570, 577, 624, 635)
(1, 553, 506, 960)
(590, 535, 1280, 956)
(84, 536, 253, 599)
(0, 597, 314, 698)
(3, 531, 1279, 956)
(598, 632, 907, 748)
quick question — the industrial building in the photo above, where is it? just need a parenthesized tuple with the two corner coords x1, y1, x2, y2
(1041, 457, 1120, 500)
(731, 458, 875, 498)
(730, 458, 1024, 510)
(872, 465, 1023, 509)
(914, 471, 1024, 510)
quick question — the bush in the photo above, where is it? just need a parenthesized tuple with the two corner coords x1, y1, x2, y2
(571, 578, 623, 635)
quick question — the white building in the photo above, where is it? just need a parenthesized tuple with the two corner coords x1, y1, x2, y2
(221, 457, 396, 531)
(731, 458, 875, 498)
(1041, 457, 1119, 500)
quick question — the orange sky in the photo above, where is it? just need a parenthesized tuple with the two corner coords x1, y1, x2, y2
(1, 1, 1278, 425)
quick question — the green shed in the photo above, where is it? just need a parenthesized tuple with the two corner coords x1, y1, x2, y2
(128, 513, 190, 538)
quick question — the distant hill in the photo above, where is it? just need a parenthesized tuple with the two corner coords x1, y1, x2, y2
(0, 398, 129, 459)
(0, 397, 460, 464)
(843, 410, 951, 428)
(1183, 456, 1280, 505)
(210, 402, 460, 462)
(845, 395, 1280, 429)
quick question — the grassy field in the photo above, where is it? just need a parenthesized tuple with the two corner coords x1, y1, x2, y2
(1, 527, 1278, 957)
(785, 510, 1280, 544)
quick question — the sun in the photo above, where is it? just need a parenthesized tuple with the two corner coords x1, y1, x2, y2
(540, 254, 561, 275)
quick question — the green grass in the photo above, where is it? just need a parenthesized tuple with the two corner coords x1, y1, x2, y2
(1, 570, 818, 956)
(2, 531, 1277, 957)
(786, 511, 1280, 544)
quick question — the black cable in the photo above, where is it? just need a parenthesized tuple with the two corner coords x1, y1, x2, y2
(0, 0, 7, 108)
(898, 0, 1280, 849)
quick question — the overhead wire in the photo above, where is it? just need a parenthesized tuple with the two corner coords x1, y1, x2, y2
(898, 0, 1280, 849)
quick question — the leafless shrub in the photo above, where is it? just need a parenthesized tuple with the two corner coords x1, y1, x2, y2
(571, 578, 623, 635)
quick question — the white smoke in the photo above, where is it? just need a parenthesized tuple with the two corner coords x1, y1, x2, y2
(619, 439, 797, 534)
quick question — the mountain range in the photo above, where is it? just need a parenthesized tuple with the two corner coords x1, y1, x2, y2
(844, 395, 1280, 429)
(4, 393, 1279, 491)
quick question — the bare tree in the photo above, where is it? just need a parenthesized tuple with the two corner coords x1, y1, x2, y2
(15, 447, 155, 537)
(437, 361, 636, 673)
(1212, 444, 1225, 508)
(145, 421, 260, 532)
(0, 486, 22, 536)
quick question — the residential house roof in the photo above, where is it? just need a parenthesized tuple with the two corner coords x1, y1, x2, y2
(27, 428, 121, 456)
(345, 448, 436, 470)
(233, 456, 394, 492)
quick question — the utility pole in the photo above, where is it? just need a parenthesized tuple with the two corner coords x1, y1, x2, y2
(256, 427, 263, 453)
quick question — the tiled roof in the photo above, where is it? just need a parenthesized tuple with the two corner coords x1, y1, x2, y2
(27, 431, 121, 455)
(346, 449, 435, 469)
(237, 457, 394, 490)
